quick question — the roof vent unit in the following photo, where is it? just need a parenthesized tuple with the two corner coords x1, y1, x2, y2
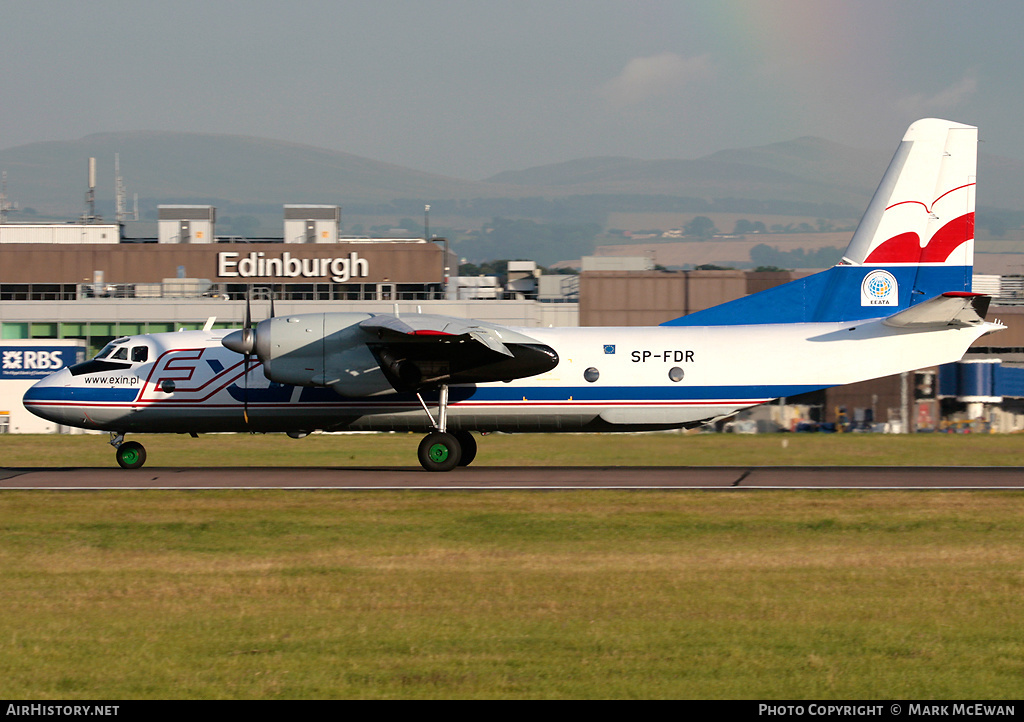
(158, 205, 216, 244)
(284, 205, 339, 244)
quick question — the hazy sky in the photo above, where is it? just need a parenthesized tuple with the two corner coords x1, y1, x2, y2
(3, 0, 1023, 179)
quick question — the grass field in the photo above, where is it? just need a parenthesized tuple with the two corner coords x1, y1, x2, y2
(3, 430, 1024, 468)
(1, 433, 1023, 699)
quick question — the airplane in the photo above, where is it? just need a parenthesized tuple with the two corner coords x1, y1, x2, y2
(23, 118, 1002, 471)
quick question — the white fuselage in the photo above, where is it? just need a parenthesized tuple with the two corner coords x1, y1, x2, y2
(23, 318, 995, 435)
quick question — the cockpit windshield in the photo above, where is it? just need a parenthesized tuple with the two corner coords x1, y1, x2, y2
(92, 338, 147, 364)
(94, 343, 118, 360)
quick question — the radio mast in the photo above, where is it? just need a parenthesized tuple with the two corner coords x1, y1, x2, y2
(114, 153, 137, 223)
(0, 172, 16, 224)
(82, 157, 99, 223)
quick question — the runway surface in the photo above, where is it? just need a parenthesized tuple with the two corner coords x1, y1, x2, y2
(1, 466, 1022, 489)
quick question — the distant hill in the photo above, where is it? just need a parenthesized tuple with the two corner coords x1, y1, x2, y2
(0, 131, 528, 216)
(486, 138, 1024, 213)
(485, 137, 890, 208)
(2, 130, 1022, 221)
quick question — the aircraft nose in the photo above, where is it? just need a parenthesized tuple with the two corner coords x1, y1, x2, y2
(22, 368, 72, 422)
(25, 366, 70, 393)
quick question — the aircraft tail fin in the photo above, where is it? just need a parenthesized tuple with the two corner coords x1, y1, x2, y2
(842, 118, 976, 270)
(664, 118, 978, 327)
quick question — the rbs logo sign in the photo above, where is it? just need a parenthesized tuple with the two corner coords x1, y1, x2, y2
(1, 346, 81, 379)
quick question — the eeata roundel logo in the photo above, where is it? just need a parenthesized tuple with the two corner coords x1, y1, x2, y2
(861, 270, 898, 307)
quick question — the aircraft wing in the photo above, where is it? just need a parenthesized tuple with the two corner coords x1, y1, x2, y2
(881, 292, 993, 329)
(359, 314, 515, 357)
(358, 314, 557, 391)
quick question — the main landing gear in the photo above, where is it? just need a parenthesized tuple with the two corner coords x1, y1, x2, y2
(110, 432, 147, 469)
(414, 385, 477, 472)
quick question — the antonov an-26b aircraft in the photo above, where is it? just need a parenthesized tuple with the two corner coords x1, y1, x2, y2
(24, 119, 1002, 470)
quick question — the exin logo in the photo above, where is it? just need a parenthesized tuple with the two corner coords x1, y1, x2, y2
(861, 270, 899, 307)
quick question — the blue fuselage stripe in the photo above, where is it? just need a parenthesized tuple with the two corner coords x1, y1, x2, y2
(23, 387, 139, 403)
(25, 383, 825, 406)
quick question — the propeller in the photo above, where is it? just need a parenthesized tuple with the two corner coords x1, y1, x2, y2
(222, 295, 256, 355)
(242, 286, 252, 424)
(222, 285, 278, 425)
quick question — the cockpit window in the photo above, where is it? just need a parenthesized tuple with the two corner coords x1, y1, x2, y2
(92, 339, 144, 363)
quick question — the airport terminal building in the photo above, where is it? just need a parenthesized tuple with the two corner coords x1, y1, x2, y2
(1, 204, 449, 303)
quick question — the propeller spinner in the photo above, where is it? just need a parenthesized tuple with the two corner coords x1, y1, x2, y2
(222, 326, 256, 355)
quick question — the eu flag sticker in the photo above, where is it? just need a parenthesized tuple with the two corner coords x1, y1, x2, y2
(603, 345, 616, 354)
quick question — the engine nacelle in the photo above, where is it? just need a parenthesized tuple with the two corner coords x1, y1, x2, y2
(323, 341, 396, 397)
(240, 312, 393, 397)
(223, 310, 560, 398)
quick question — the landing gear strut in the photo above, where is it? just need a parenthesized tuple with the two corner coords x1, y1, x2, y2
(110, 432, 147, 469)
(414, 384, 476, 472)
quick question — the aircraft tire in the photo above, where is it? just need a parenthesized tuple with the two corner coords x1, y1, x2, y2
(453, 430, 477, 467)
(116, 441, 147, 469)
(418, 431, 461, 472)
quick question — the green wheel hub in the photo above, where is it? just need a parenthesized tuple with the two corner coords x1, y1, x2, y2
(428, 443, 449, 463)
(115, 440, 147, 469)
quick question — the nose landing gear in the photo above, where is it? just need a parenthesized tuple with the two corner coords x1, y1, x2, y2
(110, 432, 147, 469)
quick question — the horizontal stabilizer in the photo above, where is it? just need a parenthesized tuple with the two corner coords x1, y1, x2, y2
(881, 292, 991, 329)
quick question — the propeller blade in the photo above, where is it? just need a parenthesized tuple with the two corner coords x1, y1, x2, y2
(244, 285, 250, 424)
(245, 284, 252, 328)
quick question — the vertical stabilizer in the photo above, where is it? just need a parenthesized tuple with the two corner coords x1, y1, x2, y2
(664, 118, 978, 327)
(842, 118, 976, 271)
